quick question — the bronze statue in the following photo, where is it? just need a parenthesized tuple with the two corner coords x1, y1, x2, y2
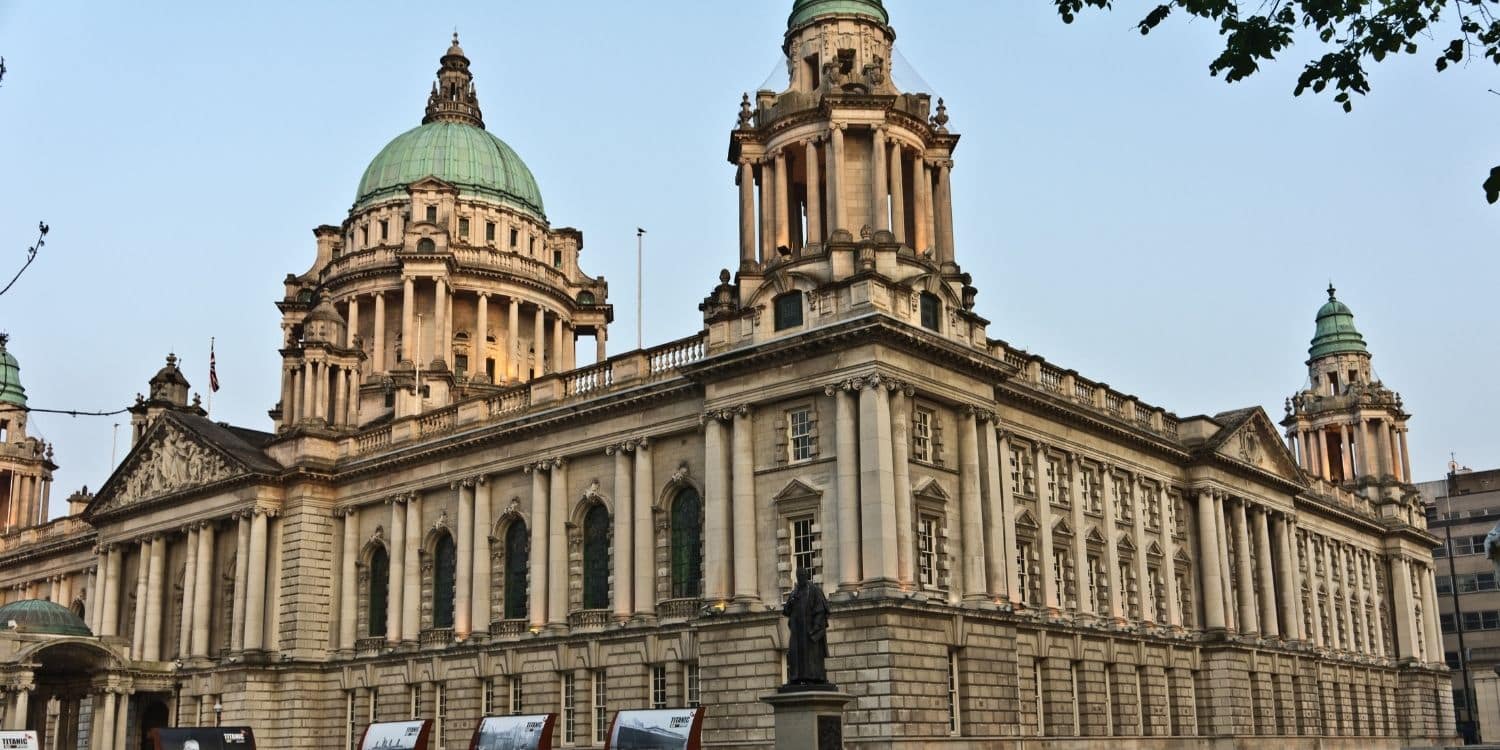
(782, 567, 832, 689)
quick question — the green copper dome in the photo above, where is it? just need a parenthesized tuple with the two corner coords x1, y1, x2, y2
(1309, 285, 1369, 359)
(0, 599, 91, 637)
(354, 121, 546, 219)
(0, 335, 26, 408)
(788, 0, 889, 29)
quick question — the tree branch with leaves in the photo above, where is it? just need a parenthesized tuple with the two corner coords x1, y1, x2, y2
(1053, 0, 1500, 203)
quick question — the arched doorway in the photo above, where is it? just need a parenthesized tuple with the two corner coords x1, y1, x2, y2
(137, 696, 170, 750)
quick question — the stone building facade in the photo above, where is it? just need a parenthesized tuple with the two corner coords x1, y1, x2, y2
(0, 2, 1457, 748)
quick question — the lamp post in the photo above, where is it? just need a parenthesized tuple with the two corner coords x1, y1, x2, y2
(213, 700, 222, 727)
(1443, 468, 1479, 743)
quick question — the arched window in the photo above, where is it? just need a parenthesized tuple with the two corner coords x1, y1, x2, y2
(504, 521, 530, 620)
(368, 546, 389, 637)
(417, 237, 436, 253)
(577, 291, 596, 305)
(433, 532, 458, 629)
(671, 489, 704, 598)
(582, 505, 610, 610)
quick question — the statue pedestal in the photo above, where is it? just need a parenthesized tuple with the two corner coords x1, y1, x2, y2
(760, 688, 853, 750)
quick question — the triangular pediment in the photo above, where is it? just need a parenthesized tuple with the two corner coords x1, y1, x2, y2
(1015, 509, 1038, 530)
(773, 478, 823, 503)
(87, 413, 276, 518)
(406, 176, 459, 195)
(1085, 526, 1106, 545)
(1204, 407, 1305, 484)
(912, 477, 952, 503)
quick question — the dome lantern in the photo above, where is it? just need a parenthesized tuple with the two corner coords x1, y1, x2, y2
(788, 0, 889, 30)
(0, 334, 27, 409)
(1309, 283, 1369, 360)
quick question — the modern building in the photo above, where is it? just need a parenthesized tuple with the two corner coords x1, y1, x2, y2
(1423, 465, 1500, 742)
(0, 2, 1456, 748)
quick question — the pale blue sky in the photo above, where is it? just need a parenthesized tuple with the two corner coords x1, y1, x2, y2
(1, 1, 1495, 516)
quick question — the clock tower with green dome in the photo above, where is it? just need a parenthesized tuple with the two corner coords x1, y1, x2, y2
(0, 334, 56, 533)
(276, 35, 612, 433)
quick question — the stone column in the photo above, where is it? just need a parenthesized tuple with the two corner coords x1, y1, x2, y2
(1035, 446, 1058, 612)
(373, 292, 386, 371)
(1196, 490, 1226, 631)
(1069, 455, 1089, 617)
(1214, 494, 1235, 631)
(914, 157, 930, 254)
(803, 141, 822, 244)
(340, 510, 358, 651)
(1253, 508, 1279, 637)
(347, 294, 360, 349)
(192, 522, 216, 657)
(934, 160, 955, 265)
(889, 141, 906, 244)
(1353, 547, 1370, 654)
(449, 481, 472, 640)
(475, 293, 489, 380)
(1389, 555, 1415, 659)
(872, 127, 889, 232)
(131, 539, 150, 657)
(829, 385, 860, 591)
(1421, 565, 1443, 662)
(179, 527, 199, 658)
(1232, 499, 1258, 634)
(102, 544, 122, 637)
(632, 440, 654, 615)
(738, 159, 756, 265)
(1398, 428, 1412, 483)
(1318, 427, 1333, 480)
(229, 516, 250, 651)
(997, 432, 1021, 603)
(1272, 514, 1299, 640)
(552, 317, 565, 374)
(472, 476, 491, 635)
(611, 445, 633, 620)
(387, 496, 406, 645)
(1163, 493, 1182, 628)
(89, 549, 107, 634)
(547, 460, 568, 627)
(143, 534, 166, 660)
(96, 691, 117, 750)
(507, 297, 521, 381)
(243, 510, 269, 651)
(403, 495, 421, 641)
(532, 306, 547, 376)
(957, 408, 986, 600)
(774, 150, 790, 249)
(1101, 467, 1122, 621)
(704, 414, 731, 603)
(758, 160, 775, 262)
(1338, 423, 1353, 480)
(301, 362, 316, 423)
(890, 386, 914, 588)
(858, 377, 898, 587)
(526, 466, 549, 630)
(829, 125, 846, 233)
(731, 407, 760, 604)
(1368, 551, 1386, 655)
(1131, 478, 1150, 622)
(401, 276, 415, 364)
(433, 278, 449, 368)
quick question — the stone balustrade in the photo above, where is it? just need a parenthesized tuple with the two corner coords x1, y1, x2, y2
(991, 339, 1180, 442)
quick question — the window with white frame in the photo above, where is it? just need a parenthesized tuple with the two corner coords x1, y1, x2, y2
(1081, 466, 1101, 514)
(435, 682, 447, 750)
(947, 649, 961, 735)
(592, 671, 608, 745)
(1145, 485, 1161, 531)
(562, 673, 577, 745)
(912, 409, 934, 463)
(1016, 542, 1033, 606)
(482, 679, 495, 716)
(917, 515, 938, 588)
(651, 666, 668, 709)
(1009, 447, 1026, 495)
(345, 691, 356, 750)
(790, 516, 817, 580)
(1114, 477, 1133, 523)
(685, 663, 701, 708)
(409, 684, 419, 720)
(509, 676, 523, 715)
(788, 407, 815, 462)
(1087, 553, 1108, 615)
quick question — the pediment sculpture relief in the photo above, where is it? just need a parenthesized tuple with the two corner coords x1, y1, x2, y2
(114, 425, 234, 506)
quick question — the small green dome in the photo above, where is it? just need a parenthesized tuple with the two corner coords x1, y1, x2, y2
(1309, 285, 1369, 359)
(788, 0, 889, 29)
(0, 599, 91, 637)
(0, 335, 26, 408)
(354, 121, 545, 220)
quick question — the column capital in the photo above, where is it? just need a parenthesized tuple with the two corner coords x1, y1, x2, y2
(474, 473, 489, 486)
(635, 436, 651, 452)
(830, 122, 848, 133)
(700, 408, 738, 425)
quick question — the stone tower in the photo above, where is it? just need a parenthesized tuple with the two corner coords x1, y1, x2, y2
(1283, 286, 1414, 508)
(0, 335, 57, 529)
(713, 0, 984, 353)
(277, 35, 611, 433)
(128, 353, 206, 446)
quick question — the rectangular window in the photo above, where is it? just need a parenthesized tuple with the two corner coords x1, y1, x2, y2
(790, 517, 816, 579)
(651, 666, 668, 709)
(562, 673, 576, 745)
(1016, 542, 1032, 606)
(788, 408, 814, 462)
(510, 228, 519, 248)
(510, 676, 523, 715)
(529, 236, 536, 254)
(920, 292, 941, 331)
(426, 205, 438, 223)
(592, 672, 608, 745)
(553, 250, 563, 269)
(773, 291, 804, 330)
(685, 663, 701, 708)
(435, 682, 447, 750)
(459, 218, 470, 239)
(380, 220, 389, 241)
(409, 684, 419, 720)
(912, 409, 933, 463)
(1009, 447, 1024, 495)
(346, 691, 356, 750)
(1081, 467, 1100, 514)
(947, 649, 961, 735)
(361, 226, 369, 246)
(485, 221, 496, 243)
(482, 679, 495, 716)
(918, 515, 938, 588)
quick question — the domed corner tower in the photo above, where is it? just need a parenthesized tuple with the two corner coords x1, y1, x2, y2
(1282, 285, 1418, 519)
(278, 35, 612, 432)
(0, 334, 58, 530)
(709, 0, 985, 354)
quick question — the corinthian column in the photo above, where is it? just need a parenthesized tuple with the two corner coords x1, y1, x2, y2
(804, 141, 822, 244)
(472, 476, 492, 637)
(179, 527, 198, 658)
(547, 460, 568, 627)
(935, 160, 955, 265)
(858, 377, 898, 587)
(872, 127, 889, 232)
(402, 496, 421, 641)
(632, 440, 655, 615)
(373, 291, 387, 371)
(738, 159, 756, 266)
(243, 510, 270, 651)
(773, 150, 790, 249)
(401, 276, 415, 364)
(340, 511, 358, 652)
(830, 384, 859, 591)
(131, 540, 150, 657)
(758, 160, 775, 262)
(611, 445, 634, 620)
(143, 536, 166, 660)
(703, 415, 731, 603)
(829, 125, 846, 233)
(455, 480, 474, 640)
(103, 545, 122, 637)
(731, 408, 760, 605)
(526, 466, 549, 630)
(1195, 490, 1226, 631)
(1253, 508, 1279, 637)
(508, 297, 521, 381)
(475, 293, 489, 380)
(957, 408, 986, 600)
(387, 496, 406, 645)
(890, 386, 914, 588)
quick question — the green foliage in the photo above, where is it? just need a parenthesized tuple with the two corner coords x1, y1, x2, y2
(1054, 0, 1500, 203)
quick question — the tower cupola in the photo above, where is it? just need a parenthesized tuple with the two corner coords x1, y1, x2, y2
(1308, 284, 1369, 360)
(423, 33, 484, 128)
(0, 334, 27, 409)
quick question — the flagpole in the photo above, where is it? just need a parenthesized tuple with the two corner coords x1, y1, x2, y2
(206, 337, 214, 418)
(636, 228, 646, 351)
